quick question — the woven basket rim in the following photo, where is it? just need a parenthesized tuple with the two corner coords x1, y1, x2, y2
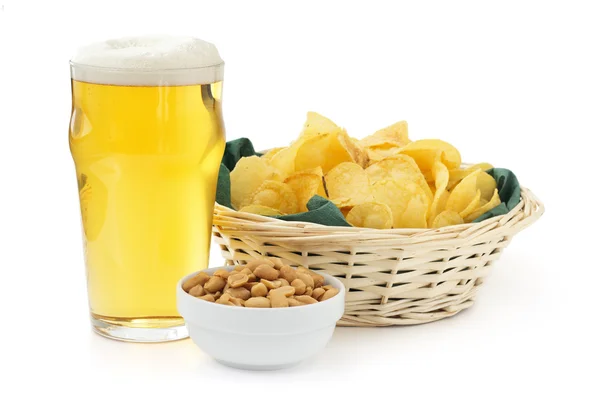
(214, 185, 544, 237)
(212, 183, 544, 326)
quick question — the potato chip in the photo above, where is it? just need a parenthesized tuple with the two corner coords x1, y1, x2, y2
(317, 179, 327, 198)
(448, 163, 494, 190)
(251, 180, 298, 214)
(353, 147, 369, 168)
(428, 181, 436, 193)
(301, 111, 341, 138)
(300, 112, 341, 134)
(465, 189, 501, 222)
(476, 171, 497, 202)
(422, 169, 434, 183)
(230, 156, 280, 209)
(284, 168, 323, 212)
(365, 155, 433, 200)
(346, 202, 393, 229)
(476, 162, 494, 171)
(366, 145, 404, 162)
(325, 162, 373, 207)
(267, 143, 300, 179)
(297, 166, 323, 175)
(351, 137, 362, 147)
(436, 190, 450, 214)
(331, 197, 351, 207)
(229, 111, 498, 230)
(400, 139, 462, 170)
(365, 154, 419, 180)
(296, 130, 366, 173)
(445, 169, 481, 214)
(342, 133, 368, 168)
(372, 179, 430, 228)
(400, 197, 429, 228)
(359, 121, 410, 148)
(340, 206, 353, 218)
(428, 157, 450, 225)
(266, 113, 339, 179)
(260, 147, 285, 163)
(431, 210, 464, 228)
(293, 166, 327, 198)
(238, 205, 283, 216)
(459, 190, 481, 219)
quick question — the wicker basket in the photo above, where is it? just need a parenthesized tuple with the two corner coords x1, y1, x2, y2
(212, 186, 544, 326)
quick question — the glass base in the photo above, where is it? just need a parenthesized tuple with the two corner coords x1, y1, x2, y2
(90, 313, 189, 343)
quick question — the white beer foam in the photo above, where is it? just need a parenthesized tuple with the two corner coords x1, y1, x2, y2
(71, 35, 224, 86)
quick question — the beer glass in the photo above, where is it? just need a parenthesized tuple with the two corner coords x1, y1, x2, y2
(69, 36, 225, 342)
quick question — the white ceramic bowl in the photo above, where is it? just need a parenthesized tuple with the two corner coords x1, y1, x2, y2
(176, 266, 345, 370)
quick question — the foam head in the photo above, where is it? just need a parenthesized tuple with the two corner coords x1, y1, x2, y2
(71, 35, 224, 86)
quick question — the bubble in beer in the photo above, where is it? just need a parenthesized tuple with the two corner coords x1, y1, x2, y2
(70, 35, 224, 86)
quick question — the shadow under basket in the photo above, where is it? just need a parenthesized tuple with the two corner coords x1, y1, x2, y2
(212, 187, 544, 327)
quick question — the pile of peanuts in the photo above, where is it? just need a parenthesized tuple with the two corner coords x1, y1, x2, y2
(182, 258, 339, 308)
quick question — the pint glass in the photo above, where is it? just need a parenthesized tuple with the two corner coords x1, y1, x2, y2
(69, 37, 225, 342)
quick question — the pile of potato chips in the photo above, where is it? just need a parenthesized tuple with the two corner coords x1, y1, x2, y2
(229, 112, 501, 229)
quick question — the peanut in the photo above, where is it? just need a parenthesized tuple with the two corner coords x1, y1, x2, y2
(296, 273, 314, 289)
(291, 278, 306, 295)
(243, 282, 259, 290)
(276, 278, 290, 287)
(279, 265, 297, 282)
(251, 282, 268, 297)
(311, 287, 326, 300)
(225, 287, 251, 300)
(295, 295, 318, 304)
(270, 293, 289, 308)
(220, 293, 232, 302)
(288, 298, 304, 307)
(213, 269, 230, 280)
(228, 273, 249, 288)
(254, 265, 279, 280)
(229, 297, 245, 307)
(204, 276, 226, 293)
(189, 284, 205, 297)
(321, 288, 339, 301)
(296, 266, 311, 275)
(198, 294, 215, 302)
(261, 279, 282, 290)
(311, 273, 325, 288)
(245, 297, 271, 308)
(188, 261, 337, 308)
(245, 258, 274, 272)
(216, 293, 234, 306)
(182, 272, 210, 292)
(271, 258, 286, 269)
(270, 286, 295, 298)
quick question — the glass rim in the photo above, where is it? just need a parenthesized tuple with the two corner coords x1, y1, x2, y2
(69, 60, 225, 73)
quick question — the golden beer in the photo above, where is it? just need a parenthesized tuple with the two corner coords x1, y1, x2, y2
(69, 36, 225, 342)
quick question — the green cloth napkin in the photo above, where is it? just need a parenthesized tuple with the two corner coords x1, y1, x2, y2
(221, 138, 261, 171)
(216, 138, 520, 227)
(278, 196, 351, 227)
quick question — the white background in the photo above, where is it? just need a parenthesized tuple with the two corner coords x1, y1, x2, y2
(0, 1, 598, 398)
